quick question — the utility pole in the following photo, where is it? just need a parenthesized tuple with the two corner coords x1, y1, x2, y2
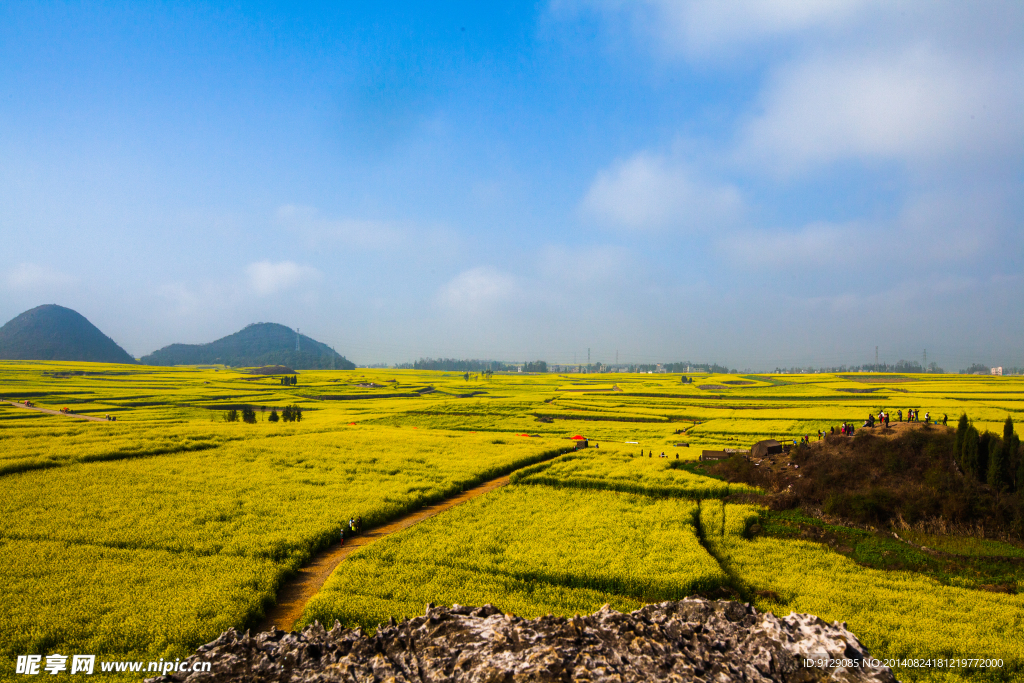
(923, 349, 927, 369)
(588, 348, 591, 365)
(875, 346, 878, 367)
(616, 350, 619, 366)
(296, 328, 300, 352)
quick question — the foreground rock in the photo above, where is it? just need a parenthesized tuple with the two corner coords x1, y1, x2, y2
(148, 599, 895, 683)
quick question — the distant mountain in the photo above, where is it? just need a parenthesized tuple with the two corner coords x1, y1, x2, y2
(0, 304, 136, 364)
(140, 322, 354, 370)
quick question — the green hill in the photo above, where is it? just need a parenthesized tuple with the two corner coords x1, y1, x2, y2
(140, 322, 354, 370)
(0, 304, 136, 363)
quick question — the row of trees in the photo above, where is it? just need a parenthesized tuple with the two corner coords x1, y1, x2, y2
(280, 375, 298, 385)
(662, 362, 734, 374)
(223, 405, 303, 423)
(412, 358, 515, 372)
(775, 361, 945, 374)
(956, 415, 1022, 491)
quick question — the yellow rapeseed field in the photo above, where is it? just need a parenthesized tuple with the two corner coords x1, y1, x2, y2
(300, 485, 727, 631)
(1, 360, 1022, 681)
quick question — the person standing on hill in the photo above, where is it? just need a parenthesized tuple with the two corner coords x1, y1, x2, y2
(943, 414, 948, 426)
(897, 409, 903, 422)
(884, 412, 890, 428)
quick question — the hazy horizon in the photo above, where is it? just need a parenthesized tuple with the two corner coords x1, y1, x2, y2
(2, 2, 1022, 371)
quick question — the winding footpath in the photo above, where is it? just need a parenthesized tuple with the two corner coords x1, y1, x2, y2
(3, 400, 108, 422)
(257, 474, 514, 633)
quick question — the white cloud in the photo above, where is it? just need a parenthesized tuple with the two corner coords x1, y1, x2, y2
(553, 0, 873, 58)
(721, 222, 854, 265)
(5, 263, 76, 290)
(676, 0, 870, 53)
(721, 185, 1010, 268)
(276, 205, 402, 249)
(245, 260, 321, 296)
(740, 46, 1024, 173)
(581, 154, 743, 232)
(436, 267, 517, 313)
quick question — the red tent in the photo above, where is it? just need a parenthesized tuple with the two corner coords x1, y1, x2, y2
(571, 435, 586, 440)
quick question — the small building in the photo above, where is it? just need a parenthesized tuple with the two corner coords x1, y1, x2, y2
(992, 367, 1003, 376)
(751, 439, 783, 459)
(700, 450, 728, 461)
(573, 439, 589, 450)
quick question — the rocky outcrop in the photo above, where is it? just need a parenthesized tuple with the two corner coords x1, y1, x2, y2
(148, 599, 896, 683)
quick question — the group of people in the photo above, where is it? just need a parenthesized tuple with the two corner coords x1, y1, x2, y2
(865, 409, 948, 427)
(833, 423, 856, 436)
(864, 411, 890, 428)
(812, 408, 953, 442)
(340, 517, 363, 544)
(635, 450, 679, 459)
(896, 408, 946, 424)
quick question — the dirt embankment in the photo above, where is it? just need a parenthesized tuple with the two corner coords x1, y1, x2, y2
(710, 422, 1024, 539)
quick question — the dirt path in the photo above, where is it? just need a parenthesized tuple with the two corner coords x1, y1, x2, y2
(256, 474, 513, 633)
(3, 400, 108, 422)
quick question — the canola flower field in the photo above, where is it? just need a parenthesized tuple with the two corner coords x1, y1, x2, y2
(1, 360, 1023, 681)
(509, 447, 757, 498)
(302, 486, 727, 631)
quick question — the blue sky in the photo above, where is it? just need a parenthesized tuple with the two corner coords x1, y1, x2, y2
(1, 1, 1022, 370)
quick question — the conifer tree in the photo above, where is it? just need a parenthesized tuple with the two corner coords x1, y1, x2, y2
(988, 439, 1005, 490)
(961, 424, 979, 479)
(1005, 416, 1020, 491)
(268, 408, 279, 422)
(954, 413, 969, 465)
(978, 432, 992, 483)
(1018, 446, 1024, 493)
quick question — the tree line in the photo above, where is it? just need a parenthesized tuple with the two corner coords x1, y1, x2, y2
(412, 358, 516, 372)
(223, 405, 303, 423)
(956, 415, 1022, 491)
